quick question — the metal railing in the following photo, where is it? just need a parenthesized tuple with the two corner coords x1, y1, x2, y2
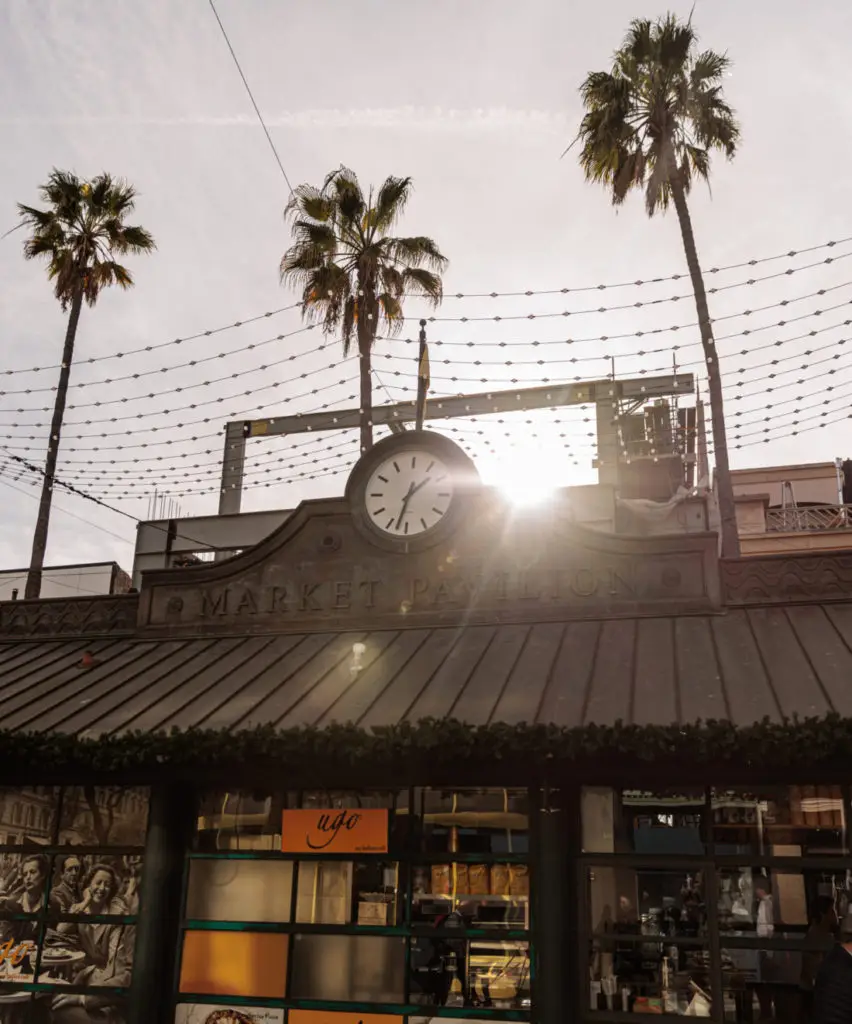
(766, 504, 852, 532)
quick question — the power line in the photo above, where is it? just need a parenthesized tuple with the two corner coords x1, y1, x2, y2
(206, 0, 294, 194)
(0, 474, 131, 544)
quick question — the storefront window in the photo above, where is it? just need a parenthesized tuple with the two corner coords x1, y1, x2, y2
(582, 786, 706, 854)
(178, 787, 531, 1019)
(581, 783, 852, 1021)
(588, 936, 710, 1015)
(712, 786, 846, 855)
(410, 934, 531, 1009)
(185, 859, 293, 922)
(0, 785, 148, 1023)
(588, 866, 707, 938)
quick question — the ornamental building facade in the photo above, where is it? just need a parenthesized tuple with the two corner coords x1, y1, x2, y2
(1, 430, 852, 1024)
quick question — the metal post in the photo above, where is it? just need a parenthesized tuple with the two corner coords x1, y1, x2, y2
(531, 781, 571, 1024)
(595, 391, 620, 488)
(218, 420, 249, 515)
(416, 319, 428, 431)
(129, 784, 195, 1024)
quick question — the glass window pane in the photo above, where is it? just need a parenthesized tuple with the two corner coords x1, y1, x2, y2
(411, 863, 529, 930)
(410, 935, 530, 1009)
(289, 934, 404, 1001)
(712, 786, 846, 855)
(0, 788, 58, 846)
(195, 791, 280, 851)
(589, 936, 711, 1015)
(717, 866, 848, 942)
(582, 787, 706, 854)
(186, 859, 293, 923)
(295, 860, 400, 925)
(0, 853, 52, 915)
(49, 854, 143, 914)
(588, 866, 708, 938)
(721, 946, 805, 1022)
(38, 920, 136, 988)
(413, 788, 529, 854)
(176, 1006, 285, 1024)
(59, 787, 149, 846)
(179, 930, 288, 998)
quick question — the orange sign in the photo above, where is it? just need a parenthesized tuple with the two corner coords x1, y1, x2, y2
(281, 808, 388, 853)
(289, 1012, 402, 1024)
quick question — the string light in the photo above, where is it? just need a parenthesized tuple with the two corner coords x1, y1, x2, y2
(3, 234, 849, 378)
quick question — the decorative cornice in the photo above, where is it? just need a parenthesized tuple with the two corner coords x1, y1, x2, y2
(721, 551, 852, 605)
(0, 594, 138, 638)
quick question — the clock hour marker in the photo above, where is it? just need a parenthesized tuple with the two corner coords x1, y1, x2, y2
(373, 507, 386, 515)
(369, 493, 383, 498)
(393, 461, 401, 473)
(427, 461, 435, 472)
(420, 518, 428, 530)
(411, 456, 416, 468)
(386, 518, 395, 530)
(378, 475, 388, 483)
(438, 492, 450, 497)
(432, 507, 444, 515)
(404, 522, 409, 535)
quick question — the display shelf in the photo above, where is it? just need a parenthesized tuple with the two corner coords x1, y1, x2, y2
(413, 893, 529, 902)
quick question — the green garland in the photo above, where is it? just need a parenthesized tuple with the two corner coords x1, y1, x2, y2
(1, 715, 852, 778)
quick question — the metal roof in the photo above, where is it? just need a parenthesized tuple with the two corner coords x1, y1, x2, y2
(2, 604, 852, 737)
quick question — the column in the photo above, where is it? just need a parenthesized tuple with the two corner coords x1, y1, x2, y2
(129, 784, 195, 1024)
(531, 782, 575, 1024)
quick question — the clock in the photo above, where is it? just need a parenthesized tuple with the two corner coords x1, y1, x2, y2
(346, 430, 479, 552)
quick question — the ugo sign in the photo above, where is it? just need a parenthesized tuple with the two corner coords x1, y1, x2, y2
(281, 808, 388, 854)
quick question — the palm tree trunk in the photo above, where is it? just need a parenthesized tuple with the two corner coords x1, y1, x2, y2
(669, 178, 741, 558)
(356, 279, 374, 453)
(25, 288, 83, 599)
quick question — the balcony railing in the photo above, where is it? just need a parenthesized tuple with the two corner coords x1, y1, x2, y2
(766, 504, 852, 533)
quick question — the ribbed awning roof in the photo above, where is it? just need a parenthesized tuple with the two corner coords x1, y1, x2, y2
(2, 604, 852, 737)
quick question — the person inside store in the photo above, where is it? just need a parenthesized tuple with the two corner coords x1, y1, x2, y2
(812, 918, 852, 1024)
(801, 897, 840, 1022)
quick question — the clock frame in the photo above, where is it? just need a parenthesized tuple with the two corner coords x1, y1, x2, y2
(345, 430, 480, 553)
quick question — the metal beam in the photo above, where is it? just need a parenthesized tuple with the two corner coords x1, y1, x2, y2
(217, 374, 694, 514)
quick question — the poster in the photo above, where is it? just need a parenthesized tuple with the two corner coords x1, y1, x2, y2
(175, 1007, 284, 1024)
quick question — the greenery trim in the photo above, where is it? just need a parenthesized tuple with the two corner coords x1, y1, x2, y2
(2, 716, 852, 776)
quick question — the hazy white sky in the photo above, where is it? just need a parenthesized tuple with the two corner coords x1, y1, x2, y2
(1, 0, 851, 577)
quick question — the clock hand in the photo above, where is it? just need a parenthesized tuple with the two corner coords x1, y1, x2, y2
(394, 482, 416, 530)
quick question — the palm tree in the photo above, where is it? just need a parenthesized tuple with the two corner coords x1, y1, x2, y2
(280, 167, 447, 453)
(572, 13, 741, 557)
(18, 170, 155, 598)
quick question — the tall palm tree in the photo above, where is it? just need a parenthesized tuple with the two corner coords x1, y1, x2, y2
(572, 14, 742, 557)
(18, 169, 155, 598)
(280, 167, 448, 453)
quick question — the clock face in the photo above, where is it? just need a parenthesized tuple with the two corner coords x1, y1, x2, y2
(365, 449, 454, 537)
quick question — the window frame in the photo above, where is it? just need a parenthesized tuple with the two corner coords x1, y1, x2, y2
(578, 782, 852, 1024)
(174, 786, 533, 1022)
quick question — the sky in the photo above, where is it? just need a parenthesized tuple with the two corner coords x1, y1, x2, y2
(2, 0, 852, 580)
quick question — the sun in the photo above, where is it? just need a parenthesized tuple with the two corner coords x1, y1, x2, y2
(487, 447, 560, 507)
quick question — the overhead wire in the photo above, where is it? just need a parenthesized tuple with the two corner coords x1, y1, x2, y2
(2, 234, 850, 378)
